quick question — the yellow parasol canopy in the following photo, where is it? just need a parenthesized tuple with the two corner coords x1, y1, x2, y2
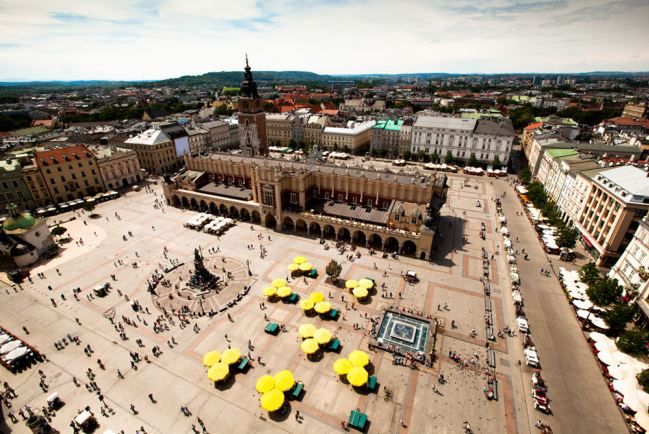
(348, 350, 370, 367)
(202, 350, 221, 367)
(299, 262, 312, 272)
(333, 358, 353, 375)
(255, 375, 276, 393)
(298, 323, 316, 338)
(263, 286, 276, 297)
(308, 292, 325, 303)
(347, 366, 369, 387)
(276, 286, 292, 298)
(272, 278, 287, 288)
(287, 263, 299, 272)
(221, 348, 241, 365)
(260, 389, 285, 412)
(358, 278, 374, 289)
(293, 256, 307, 264)
(352, 287, 369, 298)
(301, 338, 319, 354)
(299, 299, 315, 310)
(207, 362, 229, 382)
(345, 280, 359, 289)
(314, 301, 331, 314)
(314, 328, 332, 344)
(273, 370, 295, 392)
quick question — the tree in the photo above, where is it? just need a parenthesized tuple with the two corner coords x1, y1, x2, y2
(468, 153, 478, 167)
(416, 150, 426, 162)
(587, 277, 622, 306)
(431, 151, 439, 164)
(51, 226, 67, 237)
(603, 303, 635, 336)
(519, 168, 531, 185)
(638, 369, 649, 393)
(325, 260, 342, 282)
(342, 145, 351, 154)
(288, 139, 297, 149)
(579, 262, 601, 286)
(403, 150, 412, 161)
(445, 150, 454, 164)
(556, 226, 578, 248)
(83, 202, 99, 217)
(492, 155, 502, 170)
(617, 329, 648, 355)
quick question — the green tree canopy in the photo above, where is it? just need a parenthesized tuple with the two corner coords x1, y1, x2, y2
(492, 155, 502, 170)
(325, 260, 342, 281)
(445, 150, 454, 164)
(587, 277, 622, 306)
(638, 369, 649, 393)
(51, 226, 67, 237)
(556, 226, 578, 248)
(603, 303, 635, 336)
(579, 262, 601, 286)
(468, 153, 478, 167)
(617, 329, 648, 354)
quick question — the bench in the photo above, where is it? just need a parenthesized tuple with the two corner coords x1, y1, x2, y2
(367, 375, 378, 393)
(348, 410, 368, 431)
(237, 357, 249, 371)
(264, 323, 279, 335)
(327, 338, 341, 352)
(291, 382, 304, 400)
(285, 293, 299, 304)
(484, 299, 492, 312)
(308, 269, 318, 278)
(487, 349, 496, 368)
(327, 309, 339, 320)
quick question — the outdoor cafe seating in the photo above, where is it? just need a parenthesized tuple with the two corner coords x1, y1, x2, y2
(348, 409, 368, 431)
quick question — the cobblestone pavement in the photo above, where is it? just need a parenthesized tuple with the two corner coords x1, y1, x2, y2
(0, 175, 618, 434)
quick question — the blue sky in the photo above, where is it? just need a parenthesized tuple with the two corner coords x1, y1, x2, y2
(0, 0, 648, 80)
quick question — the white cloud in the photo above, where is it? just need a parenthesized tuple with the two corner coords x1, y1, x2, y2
(0, 0, 648, 80)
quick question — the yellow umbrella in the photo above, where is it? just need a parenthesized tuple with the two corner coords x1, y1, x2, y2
(221, 348, 241, 365)
(308, 292, 325, 303)
(263, 286, 276, 297)
(314, 301, 331, 314)
(352, 287, 369, 298)
(301, 338, 319, 354)
(347, 366, 368, 387)
(260, 389, 285, 412)
(299, 299, 314, 311)
(274, 370, 295, 392)
(298, 323, 316, 338)
(207, 362, 229, 382)
(314, 328, 332, 344)
(345, 280, 359, 289)
(255, 375, 276, 393)
(271, 278, 287, 288)
(293, 256, 307, 264)
(358, 278, 374, 289)
(287, 263, 299, 272)
(276, 286, 292, 298)
(299, 262, 312, 272)
(348, 350, 370, 367)
(202, 350, 221, 367)
(333, 358, 353, 375)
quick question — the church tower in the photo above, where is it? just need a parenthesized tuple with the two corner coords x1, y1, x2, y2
(238, 55, 267, 156)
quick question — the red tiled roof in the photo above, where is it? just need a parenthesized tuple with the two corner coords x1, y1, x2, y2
(33, 119, 54, 127)
(35, 144, 95, 167)
(524, 122, 544, 131)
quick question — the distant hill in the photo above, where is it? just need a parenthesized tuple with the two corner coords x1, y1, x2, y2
(0, 70, 647, 91)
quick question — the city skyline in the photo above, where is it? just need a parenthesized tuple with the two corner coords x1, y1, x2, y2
(1, 0, 649, 81)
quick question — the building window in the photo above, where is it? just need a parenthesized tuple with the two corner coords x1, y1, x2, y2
(262, 189, 274, 206)
(289, 192, 297, 204)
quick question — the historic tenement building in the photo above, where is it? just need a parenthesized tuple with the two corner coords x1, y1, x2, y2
(163, 154, 448, 260)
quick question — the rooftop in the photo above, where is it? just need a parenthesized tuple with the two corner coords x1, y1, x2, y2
(596, 166, 649, 199)
(324, 120, 376, 135)
(546, 148, 579, 158)
(125, 128, 172, 146)
(474, 119, 515, 136)
(373, 119, 403, 132)
(35, 144, 95, 167)
(413, 116, 477, 131)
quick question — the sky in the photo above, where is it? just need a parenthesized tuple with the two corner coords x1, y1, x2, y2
(1, 0, 648, 81)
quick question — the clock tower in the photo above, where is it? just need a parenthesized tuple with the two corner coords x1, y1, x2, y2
(238, 55, 267, 156)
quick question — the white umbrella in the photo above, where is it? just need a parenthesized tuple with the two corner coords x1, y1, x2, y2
(595, 340, 617, 353)
(608, 364, 637, 381)
(590, 316, 609, 330)
(623, 391, 645, 413)
(568, 289, 587, 300)
(589, 331, 609, 342)
(0, 334, 10, 345)
(500, 227, 509, 234)
(637, 390, 649, 410)
(635, 412, 649, 431)
(573, 299, 594, 310)
(4, 346, 28, 362)
(0, 340, 21, 355)
(576, 309, 591, 319)
(613, 379, 636, 395)
(597, 351, 619, 366)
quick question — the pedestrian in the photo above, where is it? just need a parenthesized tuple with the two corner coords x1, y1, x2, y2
(148, 393, 155, 403)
